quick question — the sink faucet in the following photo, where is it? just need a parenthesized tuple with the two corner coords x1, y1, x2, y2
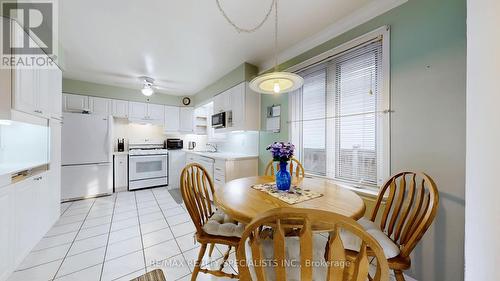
(206, 143, 218, 152)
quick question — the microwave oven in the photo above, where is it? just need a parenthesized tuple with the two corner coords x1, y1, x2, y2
(212, 111, 232, 129)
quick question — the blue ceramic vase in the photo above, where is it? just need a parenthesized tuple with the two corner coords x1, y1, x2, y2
(276, 161, 292, 191)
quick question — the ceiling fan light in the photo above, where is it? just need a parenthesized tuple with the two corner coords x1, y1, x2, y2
(141, 86, 154, 96)
(250, 72, 303, 94)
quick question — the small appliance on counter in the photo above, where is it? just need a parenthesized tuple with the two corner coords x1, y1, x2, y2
(188, 141, 196, 150)
(165, 138, 183, 150)
(117, 139, 125, 152)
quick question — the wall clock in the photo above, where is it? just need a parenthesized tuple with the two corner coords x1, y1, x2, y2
(182, 97, 191, 106)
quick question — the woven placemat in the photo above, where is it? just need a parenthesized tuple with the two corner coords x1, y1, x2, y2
(251, 182, 323, 204)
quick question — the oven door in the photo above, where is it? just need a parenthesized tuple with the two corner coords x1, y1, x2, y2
(129, 154, 168, 181)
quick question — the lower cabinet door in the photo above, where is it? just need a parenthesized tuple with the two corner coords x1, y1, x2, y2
(114, 155, 128, 189)
(0, 188, 14, 281)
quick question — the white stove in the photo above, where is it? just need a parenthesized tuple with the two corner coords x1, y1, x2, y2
(129, 148, 168, 156)
(128, 141, 169, 190)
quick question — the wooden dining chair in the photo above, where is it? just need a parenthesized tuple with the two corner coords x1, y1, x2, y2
(352, 172, 439, 281)
(236, 207, 390, 281)
(180, 163, 244, 280)
(264, 158, 305, 179)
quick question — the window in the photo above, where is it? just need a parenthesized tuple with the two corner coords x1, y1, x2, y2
(289, 31, 389, 187)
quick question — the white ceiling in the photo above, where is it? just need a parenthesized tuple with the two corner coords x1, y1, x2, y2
(59, 0, 403, 95)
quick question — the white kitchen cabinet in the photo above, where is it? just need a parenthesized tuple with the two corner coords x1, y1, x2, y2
(0, 171, 59, 281)
(114, 154, 128, 191)
(128, 102, 164, 125)
(0, 18, 62, 124)
(49, 118, 62, 211)
(89, 97, 111, 115)
(164, 105, 180, 132)
(49, 68, 63, 120)
(212, 82, 260, 132)
(0, 187, 14, 281)
(112, 100, 129, 118)
(229, 83, 245, 130)
(213, 90, 231, 114)
(63, 93, 90, 112)
(168, 150, 186, 189)
(179, 107, 194, 132)
(128, 101, 148, 120)
(13, 172, 50, 265)
(147, 103, 165, 124)
(11, 21, 40, 118)
(10, 21, 53, 119)
(12, 68, 37, 115)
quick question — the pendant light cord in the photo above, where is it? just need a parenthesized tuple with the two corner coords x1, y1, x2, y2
(274, 0, 279, 72)
(216, 0, 275, 33)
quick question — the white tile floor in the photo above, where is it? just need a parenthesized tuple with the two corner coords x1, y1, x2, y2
(8, 188, 237, 281)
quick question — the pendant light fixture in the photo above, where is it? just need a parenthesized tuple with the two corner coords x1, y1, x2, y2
(217, 0, 303, 94)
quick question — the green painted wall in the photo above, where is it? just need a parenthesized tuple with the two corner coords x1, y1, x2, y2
(258, 94, 289, 175)
(62, 78, 183, 106)
(193, 62, 258, 106)
(258, 1, 466, 281)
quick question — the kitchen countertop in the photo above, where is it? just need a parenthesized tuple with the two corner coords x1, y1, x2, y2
(183, 150, 259, 161)
(0, 161, 49, 177)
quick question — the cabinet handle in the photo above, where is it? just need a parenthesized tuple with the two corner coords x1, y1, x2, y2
(33, 176, 42, 181)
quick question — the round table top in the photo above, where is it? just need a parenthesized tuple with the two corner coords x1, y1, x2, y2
(214, 176, 366, 225)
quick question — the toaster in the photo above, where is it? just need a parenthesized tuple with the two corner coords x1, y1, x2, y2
(165, 138, 183, 150)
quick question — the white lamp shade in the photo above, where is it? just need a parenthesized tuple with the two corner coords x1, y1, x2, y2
(249, 72, 304, 94)
(141, 86, 154, 96)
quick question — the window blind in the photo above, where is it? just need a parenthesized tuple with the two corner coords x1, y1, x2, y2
(289, 39, 385, 187)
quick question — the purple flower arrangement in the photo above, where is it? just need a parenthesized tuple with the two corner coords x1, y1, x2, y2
(266, 142, 295, 162)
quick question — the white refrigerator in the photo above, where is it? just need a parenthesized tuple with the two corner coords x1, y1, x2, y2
(61, 113, 113, 201)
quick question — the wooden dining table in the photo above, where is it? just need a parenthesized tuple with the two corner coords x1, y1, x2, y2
(214, 176, 366, 229)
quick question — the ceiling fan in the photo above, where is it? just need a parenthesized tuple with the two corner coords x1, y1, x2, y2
(138, 76, 183, 96)
(139, 76, 155, 96)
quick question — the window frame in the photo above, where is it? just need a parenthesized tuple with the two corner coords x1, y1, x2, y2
(287, 26, 391, 189)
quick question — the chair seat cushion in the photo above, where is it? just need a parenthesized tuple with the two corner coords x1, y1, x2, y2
(340, 218, 400, 259)
(202, 209, 244, 238)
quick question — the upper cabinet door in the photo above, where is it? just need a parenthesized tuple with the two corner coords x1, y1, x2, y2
(112, 100, 129, 118)
(229, 83, 245, 129)
(49, 67, 62, 119)
(128, 101, 148, 120)
(164, 106, 180, 132)
(12, 68, 38, 116)
(147, 104, 165, 122)
(11, 21, 37, 116)
(63, 94, 89, 112)
(179, 107, 194, 132)
(89, 97, 111, 115)
(213, 93, 225, 113)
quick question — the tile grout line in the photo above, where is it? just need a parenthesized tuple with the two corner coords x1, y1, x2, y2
(150, 189, 193, 274)
(134, 191, 149, 273)
(59, 202, 74, 216)
(50, 199, 97, 281)
(98, 194, 119, 281)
